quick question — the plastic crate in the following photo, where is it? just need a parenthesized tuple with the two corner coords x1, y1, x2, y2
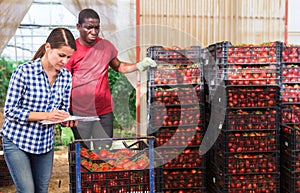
(161, 147, 205, 169)
(162, 168, 206, 192)
(0, 156, 14, 188)
(152, 126, 203, 148)
(147, 104, 205, 130)
(281, 84, 300, 103)
(282, 45, 300, 63)
(281, 104, 300, 124)
(0, 135, 14, 188)
(146, 46, 204, 86)
(154, 146, 205, 167)
(281, 125, 300, 150)
(148, 66, 203, 86)
(148, 85, 204, 106)
(226, 86, 280, 108)
(206, 41, 283, 87)
(146, 46, 203, 64)
(202, 49, 224, 91)
(224, 65, 281, 86)
(68, 137, 163, 193)
(207, 41, 283, 65)
(214, 152, 279, 175)
(281, 166, 300, 193)
(281, 147, 300, 173)
(206, 161, 219, 192)
(282, 63, 300, 83)
(209, 167, 280, 193)
(142, 146, 207, 192)
(224, 108, 280, 131)
(215, 129, 279, 154)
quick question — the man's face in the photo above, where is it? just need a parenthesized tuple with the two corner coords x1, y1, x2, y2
(77, 18, 100, 46)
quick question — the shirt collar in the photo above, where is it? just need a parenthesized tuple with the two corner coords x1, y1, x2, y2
(35, 58, 43, 74)
(34, 57, 67, 76)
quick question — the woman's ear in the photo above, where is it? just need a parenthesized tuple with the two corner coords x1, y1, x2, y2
(45, 42, 51, 50)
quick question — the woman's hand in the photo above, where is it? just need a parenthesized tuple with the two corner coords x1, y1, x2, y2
(47, 109, 69, 122)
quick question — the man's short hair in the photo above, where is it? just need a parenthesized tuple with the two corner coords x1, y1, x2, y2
(78, 8, 100, 24)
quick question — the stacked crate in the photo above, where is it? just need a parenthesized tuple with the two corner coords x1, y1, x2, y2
(280, 45, 300, 193)
(205, 41, 282, 193)
(146, 46, 206, 193)
(68, 138, 163, 193)
(0, 134, 13, 188)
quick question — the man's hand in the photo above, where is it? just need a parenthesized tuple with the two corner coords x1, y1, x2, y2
(136, 57, 157, 71)
(60, 127, 74, 146)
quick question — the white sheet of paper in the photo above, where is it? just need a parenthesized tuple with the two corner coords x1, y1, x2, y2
(40, 115, 100, 125)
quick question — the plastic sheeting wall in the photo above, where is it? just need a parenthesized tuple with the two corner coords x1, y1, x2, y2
(0, 0, 33, 55)
(139, 0, 286, 49)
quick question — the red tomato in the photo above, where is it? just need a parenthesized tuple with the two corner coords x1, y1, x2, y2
(99, 149, 109, 158)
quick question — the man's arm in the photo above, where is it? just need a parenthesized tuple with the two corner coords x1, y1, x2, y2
(109, 58, 138, 74)
(110, 57, 157, 73)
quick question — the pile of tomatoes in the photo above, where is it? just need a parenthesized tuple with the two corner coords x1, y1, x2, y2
(80, 147, 149, 172)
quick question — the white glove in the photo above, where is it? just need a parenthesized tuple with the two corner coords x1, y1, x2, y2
(136, 57, 157, 71)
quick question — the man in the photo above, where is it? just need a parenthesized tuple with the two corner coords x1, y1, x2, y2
(63, 8, 156, 149)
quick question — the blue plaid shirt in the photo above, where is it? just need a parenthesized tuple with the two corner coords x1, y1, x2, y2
(1, 58, 72, 154)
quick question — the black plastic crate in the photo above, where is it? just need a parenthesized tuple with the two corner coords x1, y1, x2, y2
(282, 63, 300, 83)
(226, 86, 280, 108)
(147, 46, 203, 64)
(202, 49, 224, 92)
(0, 156, 14, 188)
(206, 162, 218, 193)
(224, 108, 280, 131)
(215, 130, 279, 154)
(152, 126, 203, 147)
(282, 45, 300, 63)
(164, 189, 206, 193)
(281, 147, 300, 173)
(147, 65, 203, 86)
(281, 104, 300, 124)
(281, 84, 300, 104)
(281, 125, 300, 150)
(148, 85, 205, 106)
(281, 166, 300, 193)
(79, 169, 157, 193)
(146, 46, 204, 86)
(162, 168, 206, 192)
(207, 41, 283, 65)
(209, 168, 280, 193)
(204, 60, 281, 86)
(214, 152, 279, 175)
(206, 41, 283, 87)
(147, 105, 205, 130)
(68, 137, 163, 193)
(224, 64, 281, 86)
(0, 135, 14, 188)
(157, 147, 206, 169)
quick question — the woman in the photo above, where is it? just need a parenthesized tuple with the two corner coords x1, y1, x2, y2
(1, 28, 77, 193)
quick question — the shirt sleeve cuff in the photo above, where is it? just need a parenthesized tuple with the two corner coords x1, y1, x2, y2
(17, 109, 30, 125)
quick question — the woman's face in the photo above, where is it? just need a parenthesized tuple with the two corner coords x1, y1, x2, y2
(46, 44, 75, 71)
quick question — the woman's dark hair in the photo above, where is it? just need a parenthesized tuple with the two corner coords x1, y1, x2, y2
(78, 8, 100, 25)
(32, 28, 77, 60)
